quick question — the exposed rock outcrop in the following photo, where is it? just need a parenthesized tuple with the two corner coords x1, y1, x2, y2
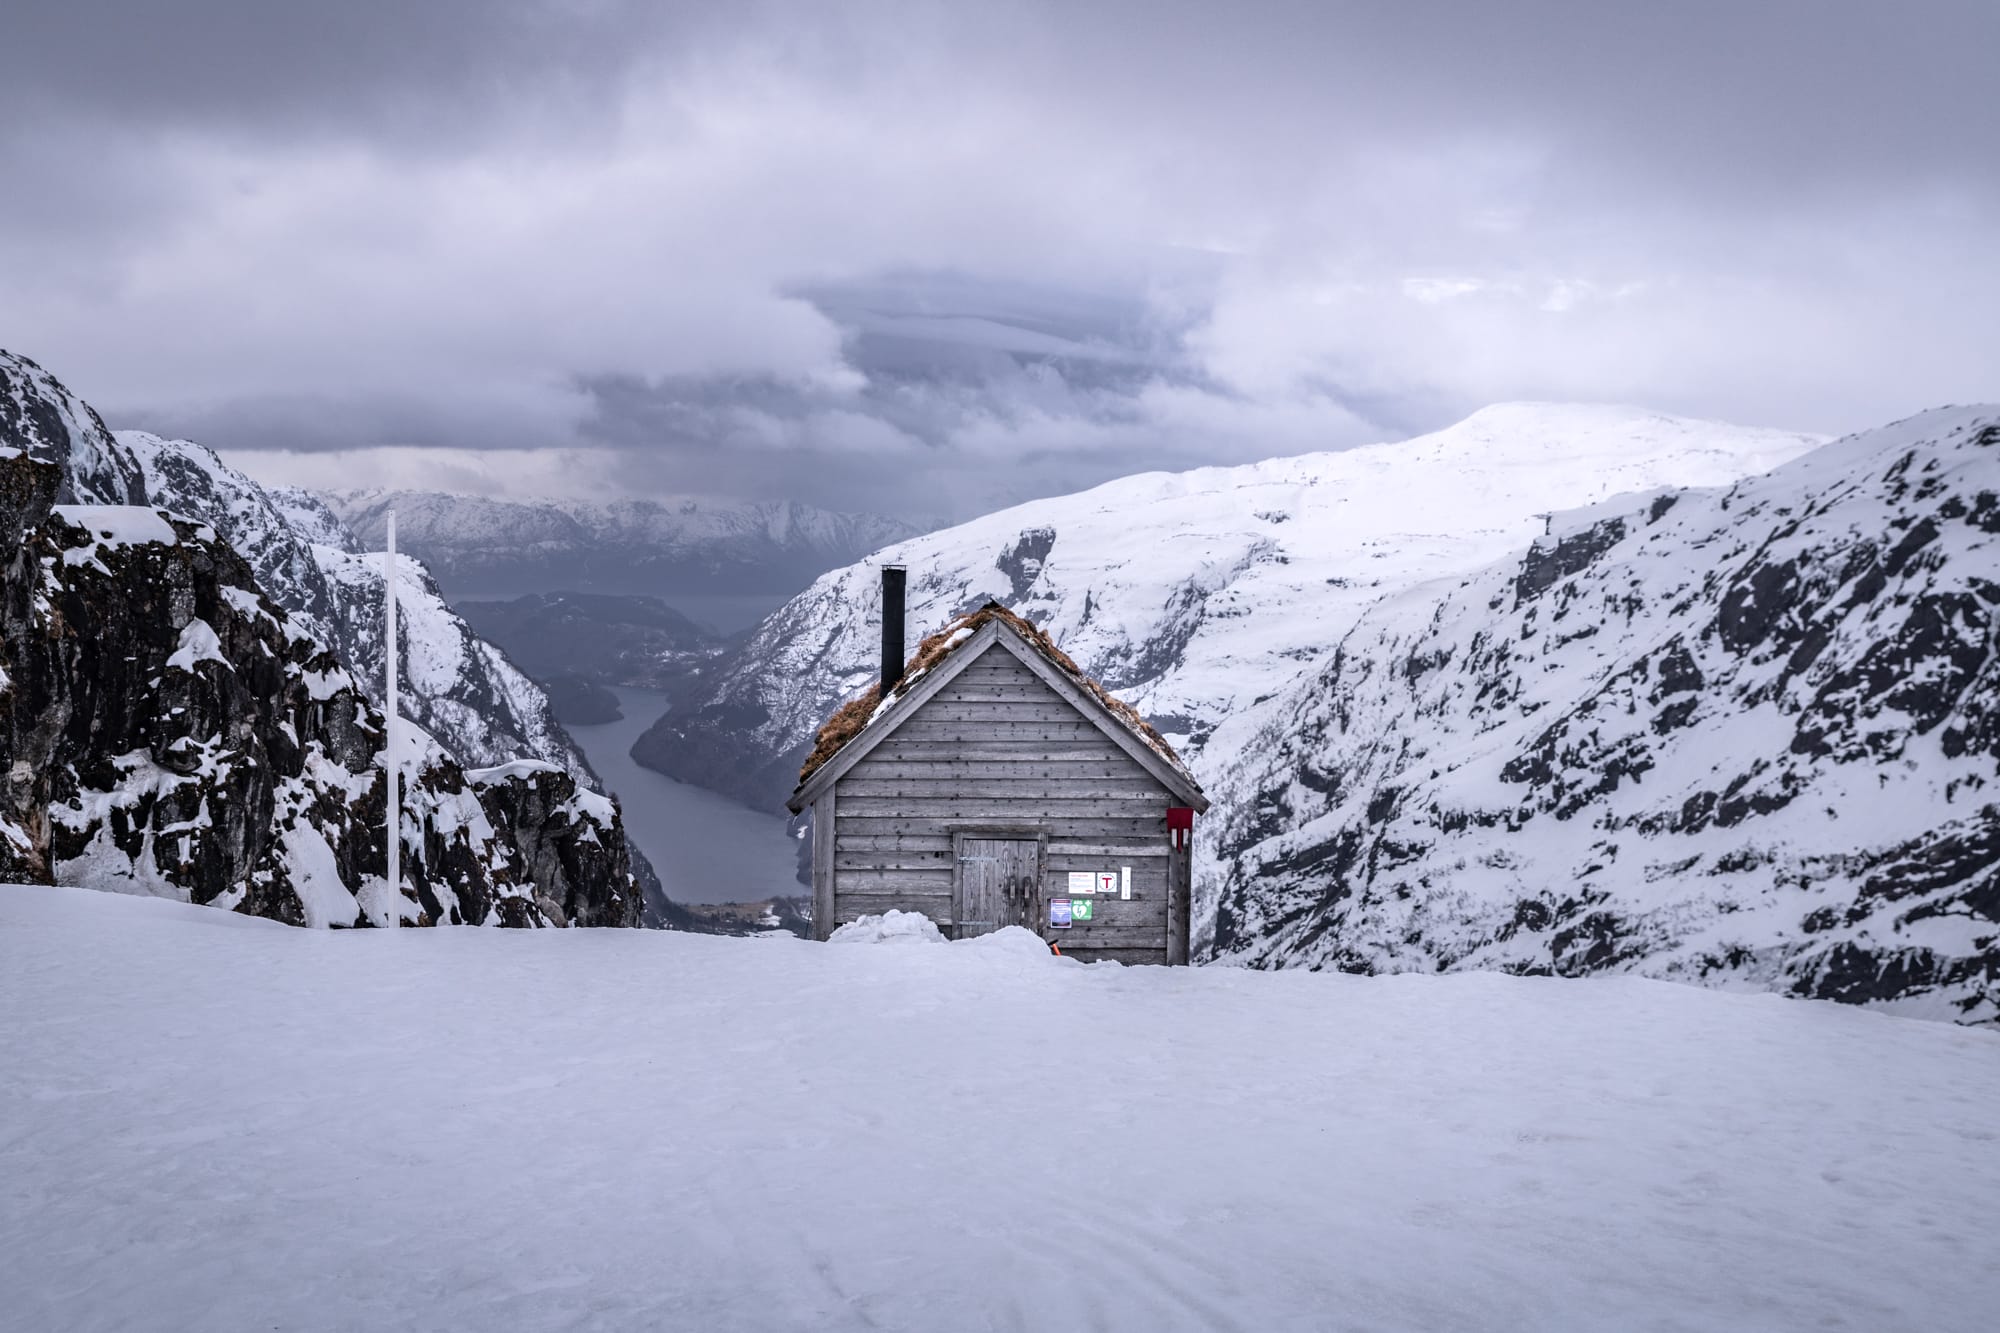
(110, 429, 593, 783)
(468, 761, 634, 926)
(0, 350, 639, 927)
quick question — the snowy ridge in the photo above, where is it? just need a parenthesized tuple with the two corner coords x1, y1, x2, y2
(0, 350, 145, 504)
(644, 403, 1822, 809)
(265, 484, 362, 552)
(1205, 407, 2000, 1023)
(305, 540, 588, 774)
(108, 430, 350, 655)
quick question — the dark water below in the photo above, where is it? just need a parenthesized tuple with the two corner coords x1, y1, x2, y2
(565, 686, 801, 904)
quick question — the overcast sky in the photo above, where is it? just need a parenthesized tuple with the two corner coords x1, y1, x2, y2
(4, 1, 1995, 523)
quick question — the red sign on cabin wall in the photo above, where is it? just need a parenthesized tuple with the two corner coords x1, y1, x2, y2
(1167, 806, 1195, 851)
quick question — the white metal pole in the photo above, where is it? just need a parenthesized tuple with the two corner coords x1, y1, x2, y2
(384, 509, 400, 927)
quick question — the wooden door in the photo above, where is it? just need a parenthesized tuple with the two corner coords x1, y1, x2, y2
(956, 838, 1042, 938)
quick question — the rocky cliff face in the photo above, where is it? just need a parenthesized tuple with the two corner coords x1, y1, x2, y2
(639, 404, 1821, 812)
(107, 434, 689, 919)
(109, 430, 592, 782)
(0, 350, 639, 928)
(1205, 408, 2000, 1024)
(467, 760, 635, 926)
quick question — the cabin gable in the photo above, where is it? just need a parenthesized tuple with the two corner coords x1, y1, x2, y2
(790, 618, 1206, 814)
(812, 637, 1189, 964)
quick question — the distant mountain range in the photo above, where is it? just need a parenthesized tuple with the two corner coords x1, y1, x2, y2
(320, 489, 919, 602)
(457, 592, 724, 689)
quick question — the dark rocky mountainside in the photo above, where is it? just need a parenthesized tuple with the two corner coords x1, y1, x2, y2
(538, 674, 627, 724)
(109, 431, 595, 783)
(1, 351, 638, 927)
(1205, 407, 2000, 1024)
(456, 591, 727, 704)
(115, 431, 681, 925)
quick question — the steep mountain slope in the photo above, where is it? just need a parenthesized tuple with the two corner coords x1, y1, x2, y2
(109, 431, 589, 781)
(456, 591, 726, 701)
(264, 485, 361, 551)
(322, 488, 918, 599)
(1, 350, 638, 927)
(1205, 408, 2000, 1023)
(100, 432, 684, 918)
(641, 404, 1821, 811)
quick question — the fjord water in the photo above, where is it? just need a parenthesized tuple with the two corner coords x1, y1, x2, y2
(565, 686, 800, 905)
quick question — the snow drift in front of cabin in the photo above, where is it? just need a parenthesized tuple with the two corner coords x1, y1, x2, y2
(829, 909, 1055, 957)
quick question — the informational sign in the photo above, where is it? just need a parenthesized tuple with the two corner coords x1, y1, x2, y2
(1068, 871, 1094, 894)
(1071, 899, 1095, 922)
(1049, 899, 1073, 928)
(1121, 866, 1132, 899)
(1097, 871, 1118, 896)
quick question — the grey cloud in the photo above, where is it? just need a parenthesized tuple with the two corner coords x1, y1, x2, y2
(0, 1, 699, 145)
(2, 1, 1995, 527)
(15, 3, 1993, 197)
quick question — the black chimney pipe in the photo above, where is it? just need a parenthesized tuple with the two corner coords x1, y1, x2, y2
(880, 565, 907, 697)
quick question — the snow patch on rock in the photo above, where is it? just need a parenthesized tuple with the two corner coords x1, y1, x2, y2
(165, 618, 231, 674)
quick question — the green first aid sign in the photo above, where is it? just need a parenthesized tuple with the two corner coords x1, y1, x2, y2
(1071, 899, 1094, 921)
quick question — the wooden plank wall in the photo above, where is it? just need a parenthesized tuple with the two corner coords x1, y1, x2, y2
(830, 646, 1176, 963)
(809, 788, 835, 941)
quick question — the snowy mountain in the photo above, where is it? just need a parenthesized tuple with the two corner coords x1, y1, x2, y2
(1, 349, 639, 927)
(320, 488, 919, 599)
(91, 430, 696, 917)
(266, 483, 365, 551)
(105, 431, 592, 783)
(641, 404, 1822, 810)
(1204, 408, 2000, 1023)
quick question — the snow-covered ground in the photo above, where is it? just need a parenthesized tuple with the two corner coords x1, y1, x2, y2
(5, 886, 1996, 1332)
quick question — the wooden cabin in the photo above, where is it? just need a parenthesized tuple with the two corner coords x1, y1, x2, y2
(787, 569, 1209, 964)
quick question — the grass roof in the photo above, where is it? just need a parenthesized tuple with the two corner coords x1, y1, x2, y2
(796, 601, 1194, 790)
